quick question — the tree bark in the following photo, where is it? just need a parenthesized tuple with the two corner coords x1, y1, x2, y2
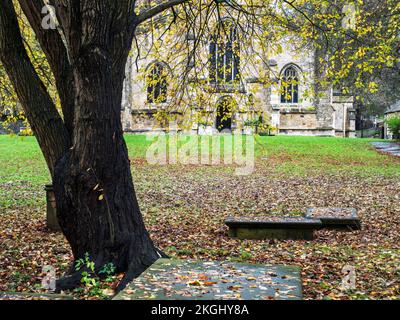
(51, 1, 162, 290)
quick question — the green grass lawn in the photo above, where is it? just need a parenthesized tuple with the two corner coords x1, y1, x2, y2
(1, 134, 398, 208)
(0, 134, 398, 186)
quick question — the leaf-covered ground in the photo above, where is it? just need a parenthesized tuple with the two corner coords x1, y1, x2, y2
(0, 135, 399, 299)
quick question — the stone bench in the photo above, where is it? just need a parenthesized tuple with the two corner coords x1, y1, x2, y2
(305, 208, 361, 230)
(114, 259, 302, 300)
(225, 216, 322, 240)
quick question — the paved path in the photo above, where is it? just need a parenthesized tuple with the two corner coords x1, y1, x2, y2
(370, 142, 400, 157)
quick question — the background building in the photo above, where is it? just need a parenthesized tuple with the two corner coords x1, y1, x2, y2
(121, 17, 356, 137)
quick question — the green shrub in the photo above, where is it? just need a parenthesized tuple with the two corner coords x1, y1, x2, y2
(244, 119, 260, 127)
(386, 116, 400, 140)
(74, 253, 116, 298)
(244, 117, 263, 127)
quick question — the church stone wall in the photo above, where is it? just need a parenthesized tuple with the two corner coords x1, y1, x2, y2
(121, 23, 354, 137)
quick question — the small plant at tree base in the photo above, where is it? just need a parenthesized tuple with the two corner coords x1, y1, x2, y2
(386, 116, 400, 140)
(74, 253, 116, 298)
(75, 252, 97, 288)
(99, 263, 117, 283)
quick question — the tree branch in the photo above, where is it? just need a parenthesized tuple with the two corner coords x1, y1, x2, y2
(0, 0, 70, 175)
(18, 0, 75, 137)
(136, 0, 189, 25)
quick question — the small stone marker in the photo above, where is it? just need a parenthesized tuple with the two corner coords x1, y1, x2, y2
(225, 216, 322, 240)
(45, 184, 61, 232)
(114, 259, 302, 300)
(305, 207, 361, 230)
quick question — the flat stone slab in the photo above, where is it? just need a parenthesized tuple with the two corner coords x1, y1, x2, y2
(370, 142, 400, 157)
(0, 291, 74, 300)
(114, 259, 302, 300)
(305, 207, 361, 230)
(225, 216, 322, 240)
(370, 142, 395, 149)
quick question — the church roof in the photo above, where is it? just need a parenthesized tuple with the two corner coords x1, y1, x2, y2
(386, 101, 400, 114)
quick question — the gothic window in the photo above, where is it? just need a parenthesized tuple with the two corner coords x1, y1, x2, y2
(146, 62, 168, 103)
(281, 65, 299, 104)
(209, 20, 240, 85)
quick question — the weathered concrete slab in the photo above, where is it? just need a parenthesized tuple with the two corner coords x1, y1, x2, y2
(305, 207, 361, 230)
(225, 216, 322, 240)
(0, 291, 74, 300)
(370, 142, 395, 149)
(382, 147, 400, 152)
(370, 142, 400, 157)
(114, 259, 302, 300)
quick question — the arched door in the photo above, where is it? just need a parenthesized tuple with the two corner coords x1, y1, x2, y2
(216, 96, 236, 132)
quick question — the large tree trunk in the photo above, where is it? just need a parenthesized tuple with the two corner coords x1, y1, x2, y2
(1, 0, 193, 292)
(53, 33, 162, 290)
(1, 0, 164, 291)
(51, 1, 163, 290)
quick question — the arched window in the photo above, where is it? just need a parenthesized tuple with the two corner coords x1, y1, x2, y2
(146, 62, 168, 103)
(209, 20, 240, 84)
(281, 65, 299, 104)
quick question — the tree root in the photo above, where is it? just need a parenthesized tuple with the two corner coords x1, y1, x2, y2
(55, 272, 83, 293)
(116, 247, 168, 292)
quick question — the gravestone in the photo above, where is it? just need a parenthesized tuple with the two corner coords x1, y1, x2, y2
(225, 216, 322, 240)
(305, 207, 361, 230)
(114, 259, 302, 300)
(45, 184, 61, 232)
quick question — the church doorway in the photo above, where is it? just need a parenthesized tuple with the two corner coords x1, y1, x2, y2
(216, 96, 236, 132)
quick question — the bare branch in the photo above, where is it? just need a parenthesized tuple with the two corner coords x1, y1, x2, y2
(136, 0, 189, 25)
(0, 0, 70, 174)
(18, 0, 75, 136)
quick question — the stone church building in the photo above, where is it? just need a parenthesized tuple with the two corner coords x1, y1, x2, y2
(121, 17, 356, 137)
